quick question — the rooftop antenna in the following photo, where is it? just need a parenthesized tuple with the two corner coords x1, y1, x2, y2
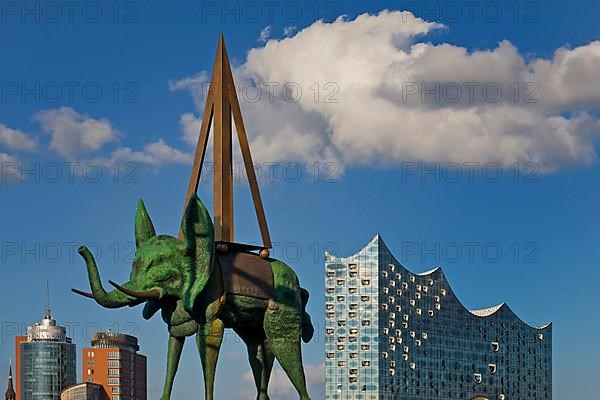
(44, 280, 51, 319)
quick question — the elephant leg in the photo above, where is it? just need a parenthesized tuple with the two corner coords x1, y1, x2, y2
(160, 335, 185, 400)
(235, 328, 273, 400)
(266, 338, 310, 400)
(264, 305, 310, 400)
(196, 319, 225, 400)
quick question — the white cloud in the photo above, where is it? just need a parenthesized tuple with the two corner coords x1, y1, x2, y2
(35, 107, 117, 159)
(106, 139, 192, 166)
(241, 363, 324, 400)
(283, 26, 297, 37)
(168, 72, 210, 111)
(172, 10, 600, 172)
(258, 26, 271, 43)
(0, 123, 37, 151)
(179, 113, 202, 147)
(0, 153, 20, 182)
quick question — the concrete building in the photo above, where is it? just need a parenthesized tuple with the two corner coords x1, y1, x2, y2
(325, 235, 552, 400)
(60, 383, 109, 400)
(82, 331, 147, 400)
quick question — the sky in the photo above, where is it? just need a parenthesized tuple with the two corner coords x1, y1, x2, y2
(1, 0, 600, 399)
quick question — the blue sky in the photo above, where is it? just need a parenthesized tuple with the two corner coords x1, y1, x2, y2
(1, 1, 600, 399)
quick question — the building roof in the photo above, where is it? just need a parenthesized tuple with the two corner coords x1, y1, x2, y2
(5, 365, 15, 400)
(326, 234, 552, 331)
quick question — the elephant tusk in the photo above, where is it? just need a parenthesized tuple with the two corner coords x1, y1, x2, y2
(72, 288, 95, 299)
(108, 280, 161, 300)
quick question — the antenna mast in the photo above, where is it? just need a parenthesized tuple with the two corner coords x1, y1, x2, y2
(45, 280, 51, 319)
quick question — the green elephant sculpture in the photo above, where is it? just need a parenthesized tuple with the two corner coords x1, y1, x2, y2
(73, 195, 314, 400)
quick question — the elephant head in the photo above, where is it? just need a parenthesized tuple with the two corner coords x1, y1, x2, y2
(73, 195, 215, 315)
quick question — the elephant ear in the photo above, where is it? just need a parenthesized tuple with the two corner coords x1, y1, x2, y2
(135, 199, 156, 248)
(181, 195, 215, 314)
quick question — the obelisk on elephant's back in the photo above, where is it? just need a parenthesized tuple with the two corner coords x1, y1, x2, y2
(72, 35, 314, 400)
(180, 33, 272, 259)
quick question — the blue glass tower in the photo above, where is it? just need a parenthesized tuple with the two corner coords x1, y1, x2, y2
(325, 235, 552, 400)
(19, 311, 77, 400)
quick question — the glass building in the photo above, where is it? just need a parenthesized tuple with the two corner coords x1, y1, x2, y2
(325, 235, 552, 400)
(19, 311, 77, 400)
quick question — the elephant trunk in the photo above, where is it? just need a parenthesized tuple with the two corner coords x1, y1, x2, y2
(78, 245, 139, 308)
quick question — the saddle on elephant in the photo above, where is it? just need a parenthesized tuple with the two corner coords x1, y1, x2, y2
(216, 246, 275, 300)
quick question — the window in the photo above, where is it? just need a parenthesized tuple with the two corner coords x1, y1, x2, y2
(474, 373, 482, 384)
(489, 363, 497, 374)
(361, 280, 370, 285)
(491, 342, 500, 352)
(327, 271, 335, 277)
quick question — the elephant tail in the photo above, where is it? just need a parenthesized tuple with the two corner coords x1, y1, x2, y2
(300, 288, 314, 343)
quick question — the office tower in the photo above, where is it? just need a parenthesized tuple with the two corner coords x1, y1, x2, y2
(82, 331, 147, 400)
(5, 364, 15, 400)
(60, 383, 109, 400)
(325, 235, 552, 400)
(18, 311, 77, 400)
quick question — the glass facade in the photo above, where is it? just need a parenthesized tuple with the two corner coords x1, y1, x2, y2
(19, 313, 77, 400)
(325, 235, 552, 400)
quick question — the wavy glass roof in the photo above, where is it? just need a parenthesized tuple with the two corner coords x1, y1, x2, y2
(326, 234, 551, 331)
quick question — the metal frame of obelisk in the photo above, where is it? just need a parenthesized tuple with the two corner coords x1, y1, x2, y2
(179, 34, 272, 257)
